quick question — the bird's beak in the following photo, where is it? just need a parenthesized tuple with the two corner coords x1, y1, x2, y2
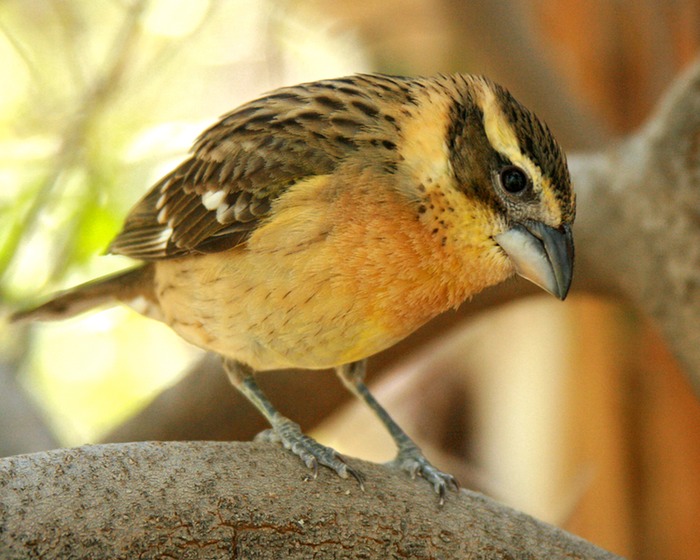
(495, 221, 574, 300)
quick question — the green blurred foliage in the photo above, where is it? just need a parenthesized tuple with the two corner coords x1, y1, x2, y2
(0, 0, 187, 299)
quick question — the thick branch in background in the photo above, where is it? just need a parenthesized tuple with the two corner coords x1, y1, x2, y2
(573, 57, 700, 393)
(0, 442, 621, 559)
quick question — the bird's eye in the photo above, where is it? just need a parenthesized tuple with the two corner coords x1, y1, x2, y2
(499, 166, 530, 194)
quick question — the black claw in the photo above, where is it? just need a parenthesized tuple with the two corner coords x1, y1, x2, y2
(334, 453, 365, 490)
(346, 465, 366, 491)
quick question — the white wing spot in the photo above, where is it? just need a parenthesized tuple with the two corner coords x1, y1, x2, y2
(202, 190, 227, 211)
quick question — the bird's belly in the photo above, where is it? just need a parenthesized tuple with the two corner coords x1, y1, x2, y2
(153, 251, 407, 371)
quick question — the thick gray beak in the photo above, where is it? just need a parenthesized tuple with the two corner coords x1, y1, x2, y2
(494, 221, 574, 300)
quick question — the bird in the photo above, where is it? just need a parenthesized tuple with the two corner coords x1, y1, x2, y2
(12, 73, 575, 503)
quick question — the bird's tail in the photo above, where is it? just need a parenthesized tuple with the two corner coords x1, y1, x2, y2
(10, 264, 155, 322)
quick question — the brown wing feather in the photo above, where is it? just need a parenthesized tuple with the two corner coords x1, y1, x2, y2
(109, 74, 414, 260)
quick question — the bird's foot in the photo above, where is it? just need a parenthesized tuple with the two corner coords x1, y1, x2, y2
(387, 445, 459, 505)
(255, 420, 365, 490)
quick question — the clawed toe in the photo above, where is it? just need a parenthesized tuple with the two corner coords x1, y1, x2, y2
(389, 448, 459, 505)
(259, 421, 365, 490)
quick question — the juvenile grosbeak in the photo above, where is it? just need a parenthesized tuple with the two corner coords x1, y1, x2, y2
(13, 73, 575, 502)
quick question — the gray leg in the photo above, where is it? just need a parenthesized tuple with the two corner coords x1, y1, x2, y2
(224, 359, 364, 487)
(336, 360, 458, 503)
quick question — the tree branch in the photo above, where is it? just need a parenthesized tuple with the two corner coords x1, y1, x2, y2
(0, 442, 621, 559)
(572, 57, 700, 393)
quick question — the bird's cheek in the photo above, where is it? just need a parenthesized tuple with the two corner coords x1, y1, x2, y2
(488, 243, 518, 282)
(455, 241, 517, 296)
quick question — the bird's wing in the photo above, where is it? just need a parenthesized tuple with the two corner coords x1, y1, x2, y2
(109, 75, 411, 260)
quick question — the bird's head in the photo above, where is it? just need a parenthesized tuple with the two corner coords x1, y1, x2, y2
(443, 76, 575, 300)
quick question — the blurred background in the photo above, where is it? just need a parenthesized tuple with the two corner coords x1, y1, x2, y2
(1, 1, 700, 558)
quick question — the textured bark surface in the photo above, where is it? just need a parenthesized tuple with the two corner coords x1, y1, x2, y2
(0, 442, 621, 559)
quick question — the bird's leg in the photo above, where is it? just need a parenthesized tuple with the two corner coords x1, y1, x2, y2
(224, 359, 364, 487)
(336, 360, 459, 503)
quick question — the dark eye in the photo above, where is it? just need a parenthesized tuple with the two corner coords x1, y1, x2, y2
(499, 165, 530, 194)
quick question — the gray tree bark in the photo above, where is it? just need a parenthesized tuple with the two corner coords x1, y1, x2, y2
(572, 57, 700, 392)
(0, 442, 621, 559)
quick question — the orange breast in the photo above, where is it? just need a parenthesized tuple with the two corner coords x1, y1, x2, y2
(154, 169, 512, 370)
